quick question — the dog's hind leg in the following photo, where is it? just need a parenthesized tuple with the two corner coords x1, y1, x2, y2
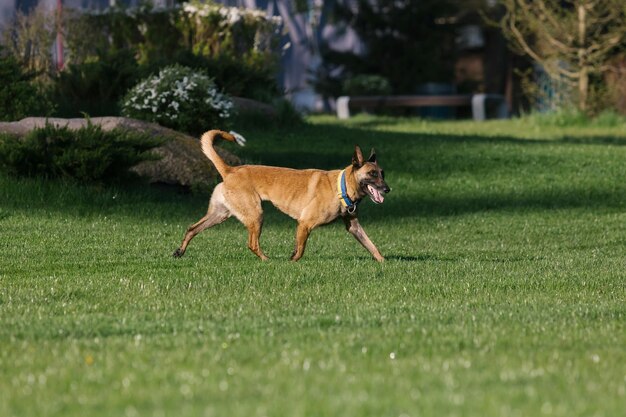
(290, 222, 312, 261)
(226, 193, 269, 261)
(173, 184, 231, 258)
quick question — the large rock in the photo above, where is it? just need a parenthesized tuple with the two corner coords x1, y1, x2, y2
(0, 117, 241, 187)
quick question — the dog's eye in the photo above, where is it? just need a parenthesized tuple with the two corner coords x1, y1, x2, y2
(370, 171, 378, 178)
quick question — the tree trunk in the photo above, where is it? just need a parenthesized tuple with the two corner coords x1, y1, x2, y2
(577, 3, 588, 113)
(578, 67, 589, 112)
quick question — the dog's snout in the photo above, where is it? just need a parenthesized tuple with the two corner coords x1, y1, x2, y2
(383, 184, 391, 193)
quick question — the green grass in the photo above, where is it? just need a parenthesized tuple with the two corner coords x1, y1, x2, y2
(1, 115, 625, 417)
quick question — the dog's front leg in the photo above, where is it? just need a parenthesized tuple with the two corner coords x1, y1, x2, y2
(343, 216, 385, 262)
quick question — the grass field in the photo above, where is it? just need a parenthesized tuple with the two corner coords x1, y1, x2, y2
(1, 115, 625, 417)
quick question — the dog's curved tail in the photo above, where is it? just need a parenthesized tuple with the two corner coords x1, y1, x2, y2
(200, 130, 246, 178)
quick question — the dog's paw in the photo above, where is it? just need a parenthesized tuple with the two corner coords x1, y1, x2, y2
(172, 248, 184, 258)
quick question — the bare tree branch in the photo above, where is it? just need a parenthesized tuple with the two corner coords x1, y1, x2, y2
(505, 12, 545, 65)
(535, 0, 564, 32)
(496, 0, 626, 113)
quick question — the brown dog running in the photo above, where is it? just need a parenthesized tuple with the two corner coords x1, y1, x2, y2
(173, 130, 390, 261)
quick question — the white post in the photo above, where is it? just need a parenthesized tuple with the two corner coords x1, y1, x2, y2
(336, 96, 351, 119)
(471, 94, 487, 121)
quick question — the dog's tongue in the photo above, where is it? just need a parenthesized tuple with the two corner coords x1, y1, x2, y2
(367, 185, 385, 204)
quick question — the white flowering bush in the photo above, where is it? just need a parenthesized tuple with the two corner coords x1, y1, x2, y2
(179, 1, 283, 59)
(121, 65, 233, 135)
(181, 1, 282, 27)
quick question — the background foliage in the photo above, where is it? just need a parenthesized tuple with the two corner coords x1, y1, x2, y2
(1, 1, 283, 119)
(0, 47, 53, 121)
(316, 0, 458, 97)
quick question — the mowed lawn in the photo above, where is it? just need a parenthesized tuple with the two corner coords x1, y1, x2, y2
(1, 115, 625, 417)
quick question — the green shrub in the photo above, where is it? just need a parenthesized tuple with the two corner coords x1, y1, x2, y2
(121, 65, 233, 135)
(52, 49, 140, 117)
(232, 98, 303, 129)
(342, 74, 392, 96)
(273, 98, 304, 127)
(0, 122, 164, 183)
(521, 108, 626, 127)
(592, 110, 626, 127)
(201, 55, 280, 103)
(523, 108, 590, 127)
(0, 49, 54, 120)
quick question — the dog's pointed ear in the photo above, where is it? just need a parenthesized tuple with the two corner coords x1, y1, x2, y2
(368, 148, 377, 163)
(352, 145, 364, 168)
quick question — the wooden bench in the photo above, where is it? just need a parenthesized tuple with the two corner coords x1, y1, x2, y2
(336, 94, 508, 121)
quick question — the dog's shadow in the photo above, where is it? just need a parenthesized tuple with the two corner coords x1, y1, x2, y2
(385, 255, 421, 262)
(322, 254, 453, 262)
(385, 254, 457, 262)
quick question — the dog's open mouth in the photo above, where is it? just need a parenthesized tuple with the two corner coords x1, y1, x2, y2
(366, 184, 385, 204)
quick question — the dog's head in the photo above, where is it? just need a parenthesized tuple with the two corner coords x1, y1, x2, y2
(352, 145, 390, 204)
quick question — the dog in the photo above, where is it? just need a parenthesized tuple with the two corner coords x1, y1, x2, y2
(173, 130, 390, 261)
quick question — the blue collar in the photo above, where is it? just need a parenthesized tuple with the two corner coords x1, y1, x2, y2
(337, 169, 361, 213)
